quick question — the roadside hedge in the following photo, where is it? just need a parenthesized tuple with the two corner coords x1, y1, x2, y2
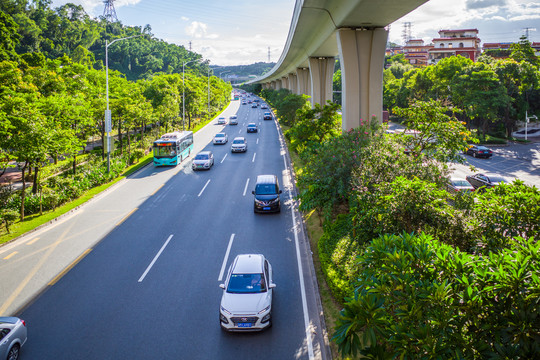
(333, 232, 540, 359)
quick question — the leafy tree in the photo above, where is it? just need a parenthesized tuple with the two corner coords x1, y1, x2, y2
(451, 62, 509, 138)
(510, 35, 540, 68)
(0, 10, 20, 61)
(393, 99, 472, 163)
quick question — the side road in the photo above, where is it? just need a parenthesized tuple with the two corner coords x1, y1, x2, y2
(0, 103, 240, 315)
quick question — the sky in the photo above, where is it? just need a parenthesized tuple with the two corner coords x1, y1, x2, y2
(50, 0, 540, 66)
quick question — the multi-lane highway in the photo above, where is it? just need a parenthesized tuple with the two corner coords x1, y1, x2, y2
(1, 98, 329, 359)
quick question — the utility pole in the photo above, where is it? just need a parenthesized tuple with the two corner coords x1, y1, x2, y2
(103, 0, 118, 22)
(268, 47, 271, 62)
(189, 41, 192, 51)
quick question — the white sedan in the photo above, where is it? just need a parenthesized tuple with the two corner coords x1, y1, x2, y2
(213, 133, 228, 145)
(217, 117, 227, 125)
(219, 254, 275, 331)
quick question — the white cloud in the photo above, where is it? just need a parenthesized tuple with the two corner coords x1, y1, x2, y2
(181, 16, 189, 21)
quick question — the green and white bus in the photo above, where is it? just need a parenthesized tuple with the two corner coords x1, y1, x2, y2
(153, 131, 194, 166)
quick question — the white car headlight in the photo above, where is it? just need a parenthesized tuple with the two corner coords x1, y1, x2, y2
(258, 305, 270, 314)
(220, 306, 232, 315)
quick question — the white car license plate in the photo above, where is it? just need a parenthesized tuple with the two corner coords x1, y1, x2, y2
(237, 323, 252, 328)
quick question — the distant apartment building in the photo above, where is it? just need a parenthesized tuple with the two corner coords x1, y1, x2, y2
(403, 39, 433, 66)
(482, 42, 513, 59)
(386, 45, 403, 57)
(428, 29, 481, 65)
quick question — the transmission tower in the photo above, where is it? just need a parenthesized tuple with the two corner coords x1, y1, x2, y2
(523, 27, 536, 40)
(103, 0, 118, 23)
(402, 22, 412, 44)
(268, 47, 271, 62)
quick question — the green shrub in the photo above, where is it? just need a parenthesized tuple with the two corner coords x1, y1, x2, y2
(317, 214, 358, 301)
(333, 232, 540, 359)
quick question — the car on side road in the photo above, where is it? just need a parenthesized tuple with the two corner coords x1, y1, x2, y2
(464, 145, 493, 158)
(263, 112, 272, 120)
(217, 117, 227, 125)
(247, 123, 258, 133)
(219, 254, 275, 331)
(252, 175, 282, 213)
(446, 177, 475, 193)
(231, 137, 248, 152)
(0, 316, 27, 360)
(192, 151, 214, 170)
(229, 115, 238, 125)
(465, 173, 508, 190)
(213, 133, 228, 145)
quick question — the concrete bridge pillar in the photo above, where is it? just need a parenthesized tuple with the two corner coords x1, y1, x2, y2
(275, 79, 282, 90)
(282, 76, 289, 90)
(289, 73, 298, 94)
(308, 57, 335, 107)
(337, 27, 388, 130)
(271, 81, 276, 90)
(296, 68, 311, 97)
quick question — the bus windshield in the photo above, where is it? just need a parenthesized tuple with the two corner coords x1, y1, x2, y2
(153, 143, 176, 158)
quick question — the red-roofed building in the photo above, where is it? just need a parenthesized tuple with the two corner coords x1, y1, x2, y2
(428, 29, 481, 65)
(403, 39, 434, 66)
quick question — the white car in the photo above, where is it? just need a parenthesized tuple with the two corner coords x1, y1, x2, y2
(231, 137, 248, 153)
(229, 115, 238, 125)
(192, 151, 214, 170)
(217, 117, 227, 125)
(219, 254, 275, 331)
(0, 317, 27, 360)
(213, 133, 228, 144)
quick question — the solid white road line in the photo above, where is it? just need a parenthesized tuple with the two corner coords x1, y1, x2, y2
(243, 178, 250, 196)
(138, 234, 173, 283)
(252, 153, 256, 162)
(218, 233, 235, 281)
(257, 138, 259, 145)
(221, 153, 228, 163)
(198, 179, 211, 197)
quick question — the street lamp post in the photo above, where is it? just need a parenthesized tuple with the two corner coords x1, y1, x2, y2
(208, 68, 213, 118)
(525, 112, 538, 141)
(182, 58, 203, 131)
(105, 34, 141, 173)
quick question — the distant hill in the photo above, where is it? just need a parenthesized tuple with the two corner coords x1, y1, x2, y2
(211, 62, 276, 84)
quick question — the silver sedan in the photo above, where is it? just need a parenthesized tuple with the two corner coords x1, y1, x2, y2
(0, 317, 27, 360)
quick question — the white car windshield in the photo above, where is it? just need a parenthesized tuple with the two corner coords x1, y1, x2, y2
(195, 154, 208, 160)
(233, 139, 244, 144)
(227, 273, 266, 293)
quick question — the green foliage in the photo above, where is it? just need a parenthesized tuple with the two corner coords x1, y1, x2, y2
(296, 124, 378, 219)
(317, 215, 358, 301)
(470, 180, 540, 252)
(333, 232, 540, 359)
(510, 35, 540, 68)
(285, 101, 341, 154)
(393, 99, 472, 163)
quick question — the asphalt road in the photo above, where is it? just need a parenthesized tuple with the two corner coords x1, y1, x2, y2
(1, 98, 329, 359)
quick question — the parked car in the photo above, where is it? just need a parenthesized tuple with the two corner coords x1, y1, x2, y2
(263, 112, 272, 120)
(0, 316, 27, 360)
(229, 115, 238, 125)
(252, 175, 282, 213)
(231, 137, 248, 152)
(219, 254, 275, 331)
(192, 151, 214, 170)
(213, 133, 228, 145)
(247, 123, 258, 133)
(217, 117, 227, 125)
(446, 177, 475, 193)
(465, 173, 508, 190)
(464, 145, 493, 158)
